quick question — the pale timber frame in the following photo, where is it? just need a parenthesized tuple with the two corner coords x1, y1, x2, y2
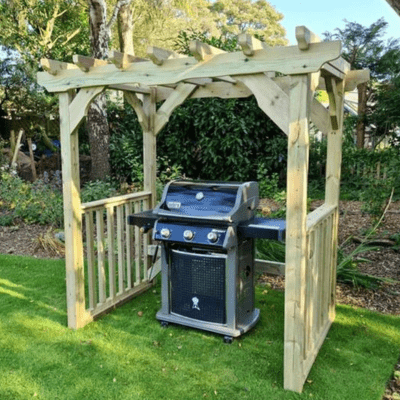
(37, 26, 369, 393)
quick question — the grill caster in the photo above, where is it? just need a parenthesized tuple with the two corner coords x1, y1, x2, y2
(160, 321, 169, 328)
(223, 336, 233, 344)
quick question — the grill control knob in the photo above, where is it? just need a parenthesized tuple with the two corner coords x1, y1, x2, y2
(183, 230, 194, 240)
(207, 231, 218, 243)
(160, 228, 171, 239)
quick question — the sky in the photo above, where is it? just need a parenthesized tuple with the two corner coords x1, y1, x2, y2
(273, 0, 400, 45)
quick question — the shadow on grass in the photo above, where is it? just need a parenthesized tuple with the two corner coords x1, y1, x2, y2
(1, 254, 399, 400)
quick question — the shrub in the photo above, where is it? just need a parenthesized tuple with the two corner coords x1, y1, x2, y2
(0, 170, 64, 227)
(80, 179, 118, 204)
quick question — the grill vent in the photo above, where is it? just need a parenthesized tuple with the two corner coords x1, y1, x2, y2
(170, 250, 226, 324)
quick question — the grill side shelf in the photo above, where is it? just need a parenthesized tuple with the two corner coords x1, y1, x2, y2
(238, 217, 286, 241)
(127, 210, 157, 232)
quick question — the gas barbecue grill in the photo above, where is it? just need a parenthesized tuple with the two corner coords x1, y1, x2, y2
(128, 180, 285, 342)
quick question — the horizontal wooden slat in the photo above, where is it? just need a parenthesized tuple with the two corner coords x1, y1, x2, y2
(89, 282, 153, 319)
(255, 259, 285, 276)
(306, 204, 337, 232)
(81, 191, 152, 212)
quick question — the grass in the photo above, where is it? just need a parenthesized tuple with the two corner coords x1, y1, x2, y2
(1, 255, 400, 400)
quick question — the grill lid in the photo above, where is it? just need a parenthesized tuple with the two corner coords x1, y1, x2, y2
(153, 180, 259, 223)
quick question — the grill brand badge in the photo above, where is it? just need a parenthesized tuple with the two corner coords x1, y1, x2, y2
(167, 201, 181, 210)
(192, 297, 200, 310)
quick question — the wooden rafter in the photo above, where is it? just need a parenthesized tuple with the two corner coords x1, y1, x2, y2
(109, 50, 147, 69)
(295, 26, 320, 50)
(147, 46, 185, 65)
(238, 34, 269, 56)
(72, 55, 108, 72)
(189, 40, 225, 62)
(40, 58, 78, 75)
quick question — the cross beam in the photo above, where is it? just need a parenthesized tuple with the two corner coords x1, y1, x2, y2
(38, 41, 342, 93)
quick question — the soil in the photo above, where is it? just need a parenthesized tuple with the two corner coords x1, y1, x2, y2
(1, 199, 399, 398)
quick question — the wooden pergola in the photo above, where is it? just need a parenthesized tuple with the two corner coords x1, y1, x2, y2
(37, 26, 369, 393)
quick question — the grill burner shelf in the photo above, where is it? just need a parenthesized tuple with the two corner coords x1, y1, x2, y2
(127, 180, 286, 340)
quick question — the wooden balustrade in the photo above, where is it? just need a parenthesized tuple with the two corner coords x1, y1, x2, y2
(81, 191, 153, 318)
(302, 204, 337, 375)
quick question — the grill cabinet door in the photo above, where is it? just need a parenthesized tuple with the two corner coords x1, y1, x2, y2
(170, 249, 226, 324)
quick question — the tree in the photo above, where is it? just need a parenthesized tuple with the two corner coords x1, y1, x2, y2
(324, 18, 400, 148)
(209, 0, 287, 46)
(0, 0, 89, 63)
(114, 0, 220, 57)
(0, 0, 89, 142)
(86, 0, 135, 180)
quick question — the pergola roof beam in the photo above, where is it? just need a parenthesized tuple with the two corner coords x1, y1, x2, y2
(38, 41, 342, 93)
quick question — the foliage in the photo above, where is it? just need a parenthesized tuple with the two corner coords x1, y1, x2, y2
(0, 169, 123, 227)
(80, 179, 119, 204)
(158, 96, 287, 182)
(0, 54, 57, 120)
(0, 169, 64, 227)
(336, 243, 389, 289)
(0, 1, 90, 131)
(2, 254, 400, 399)
(323, 19, 400, 146)
(208, 0, 287, 45)
(0, 0, 90, 62)
(174, 29, 240, 54)
(256, 239, 285, 262)
(116, 0, 220, 57)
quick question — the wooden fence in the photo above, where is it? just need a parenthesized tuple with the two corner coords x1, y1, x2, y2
(80, 191, 154, 319)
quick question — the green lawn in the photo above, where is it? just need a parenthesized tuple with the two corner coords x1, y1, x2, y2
(1, 254, 399, 400)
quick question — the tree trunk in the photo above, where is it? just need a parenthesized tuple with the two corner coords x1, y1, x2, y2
(87, 0, 110, 179)
(118, 3, 134, 55)
(356, 82, 368, 148)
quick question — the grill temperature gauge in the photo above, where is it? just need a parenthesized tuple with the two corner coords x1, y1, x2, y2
(183, 230, 194, 240)
(207, 231, 218, 243)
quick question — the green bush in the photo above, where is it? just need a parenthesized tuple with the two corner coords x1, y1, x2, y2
(80, 179, 118, 204)
(0, 170, 64, 227)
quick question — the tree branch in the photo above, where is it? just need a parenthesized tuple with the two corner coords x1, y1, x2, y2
(107, 0, 133, 30)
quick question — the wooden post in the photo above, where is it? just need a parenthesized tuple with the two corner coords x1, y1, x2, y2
(325, 79, 345, 320)
(284, 74, 311, 393)
(143, 88, 157, 208)
(59, 91, 89, 329)
(11, 129, 24, 169)
(27, 138, 37, 181)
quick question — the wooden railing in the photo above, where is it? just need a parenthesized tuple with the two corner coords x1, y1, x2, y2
(302, 203, 337, 375)
(81, 191, 154, 318)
